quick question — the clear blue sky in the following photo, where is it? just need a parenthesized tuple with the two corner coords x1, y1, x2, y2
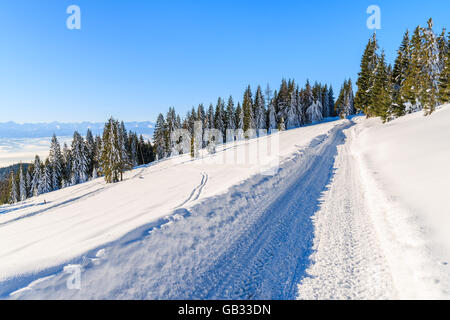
(0, 0, 448, 123)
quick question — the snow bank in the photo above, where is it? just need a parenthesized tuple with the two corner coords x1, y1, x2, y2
(352, 104, 450, 299)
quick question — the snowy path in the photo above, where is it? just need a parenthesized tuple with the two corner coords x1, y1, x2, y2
(182, 123, 351, 300)
(297, 123, 397, 299)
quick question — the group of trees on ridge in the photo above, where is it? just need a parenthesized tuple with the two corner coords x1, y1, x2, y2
(4, 122, 154, 204)
(355, 18, 449, 121)
(151, 79, 354, 161)
(3, 77, 349, 205)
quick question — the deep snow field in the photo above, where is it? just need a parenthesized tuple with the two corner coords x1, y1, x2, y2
(298, 104, 450, 299)
(1, 104, 449, 300)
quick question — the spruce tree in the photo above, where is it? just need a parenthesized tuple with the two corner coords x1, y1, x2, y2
(302, 80, 314, 123)
(307, 99, 323, 123)
(62, 143, 72, 187)
(286, 90, 300, 128)
(328, 86, 336, 117)
(322, 85, 330, 118)
(93, 135, 103, 176)
(9, 172, 18, 204)
(277, 80, 290, 120)
(204, 104, 212, 129)
(335, 80, 356, 119)
(391, 30, 411, 117)
(214, 97, 225, 140)
(235, 102, 244, 140)
(225, 96, 235, 131)
(40, 159, 52, 194)
(71, 131, 88, 185)
(153, 114, 167, 160)
(19, 164, 26, 202)
(267, 98, 277, 131)
(197, 104, 206, 128)
(422, 18, 441, 115)
(438, 33, 450, 103)
(85, 129, 95, 177)
(242, 85, 254, 135)
(254, 86, 266, 132)
(119, 121, 130, 170)
(25, 168, 32, 198)
(101, 118, 124, 183)
(355, 33, 378, 114)
(372, 53, 392, 121)
(166, 107, 178, 154)
(130, 134, 138, 167)
(49, 134, 63, 191)
(401, 26, 423, 113)
(31, 155, 42, 196)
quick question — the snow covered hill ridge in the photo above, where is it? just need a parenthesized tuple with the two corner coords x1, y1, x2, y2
(1, 104, 449, 300)
(0, 121, 155, 138)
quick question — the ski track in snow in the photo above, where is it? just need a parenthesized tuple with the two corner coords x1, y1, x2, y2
(4, 122, 352, 300)
(176, 172, 208, 209)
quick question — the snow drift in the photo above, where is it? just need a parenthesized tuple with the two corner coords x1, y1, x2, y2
(298, 104, 450, 300)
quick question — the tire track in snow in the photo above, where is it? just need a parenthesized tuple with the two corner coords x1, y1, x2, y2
(297, 123, 397, 300)
(181, 122, 353, 300)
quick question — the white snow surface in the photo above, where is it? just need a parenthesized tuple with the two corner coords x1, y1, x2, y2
(1, 105, 450, 299)
(1, 119, 345, 299)
(298, 104, 450, 300)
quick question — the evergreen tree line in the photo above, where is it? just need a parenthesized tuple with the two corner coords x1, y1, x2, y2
(355, 18, 449, 122)
(151, 78, 356, 161)
(5, 120, 154, 204)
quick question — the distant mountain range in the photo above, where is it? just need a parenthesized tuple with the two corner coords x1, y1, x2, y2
(0, 121, 155, 138)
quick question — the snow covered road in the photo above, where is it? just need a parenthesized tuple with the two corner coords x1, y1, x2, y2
(298, 122, 397, 299)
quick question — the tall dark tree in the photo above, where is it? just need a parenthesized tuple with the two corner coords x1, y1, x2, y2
(254, 86, 266, 132)
(439, 32, 450, 104)
(328, 86, 336, 117)
(71, 131, 88, 185)
(153, 114, 167, 160)
(101, 118, 125, 183)
(9, 172, 18, 204)
(49, 134, 63, 190)
(391, 30, 411, 117)
(355, 33, 378, 114)
(214, 97, 225, 140)
(242, 85, 254, 135)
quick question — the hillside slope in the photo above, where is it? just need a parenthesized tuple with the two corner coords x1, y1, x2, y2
(2, 105, 449, 300)
(0, 119, 345, 298)
(298, 104, 450, 299)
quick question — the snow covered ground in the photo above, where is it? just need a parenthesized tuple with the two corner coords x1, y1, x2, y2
(1, 105, 449, 300)
(298, 104, 450, 299)
(0, 119, 345, 298)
